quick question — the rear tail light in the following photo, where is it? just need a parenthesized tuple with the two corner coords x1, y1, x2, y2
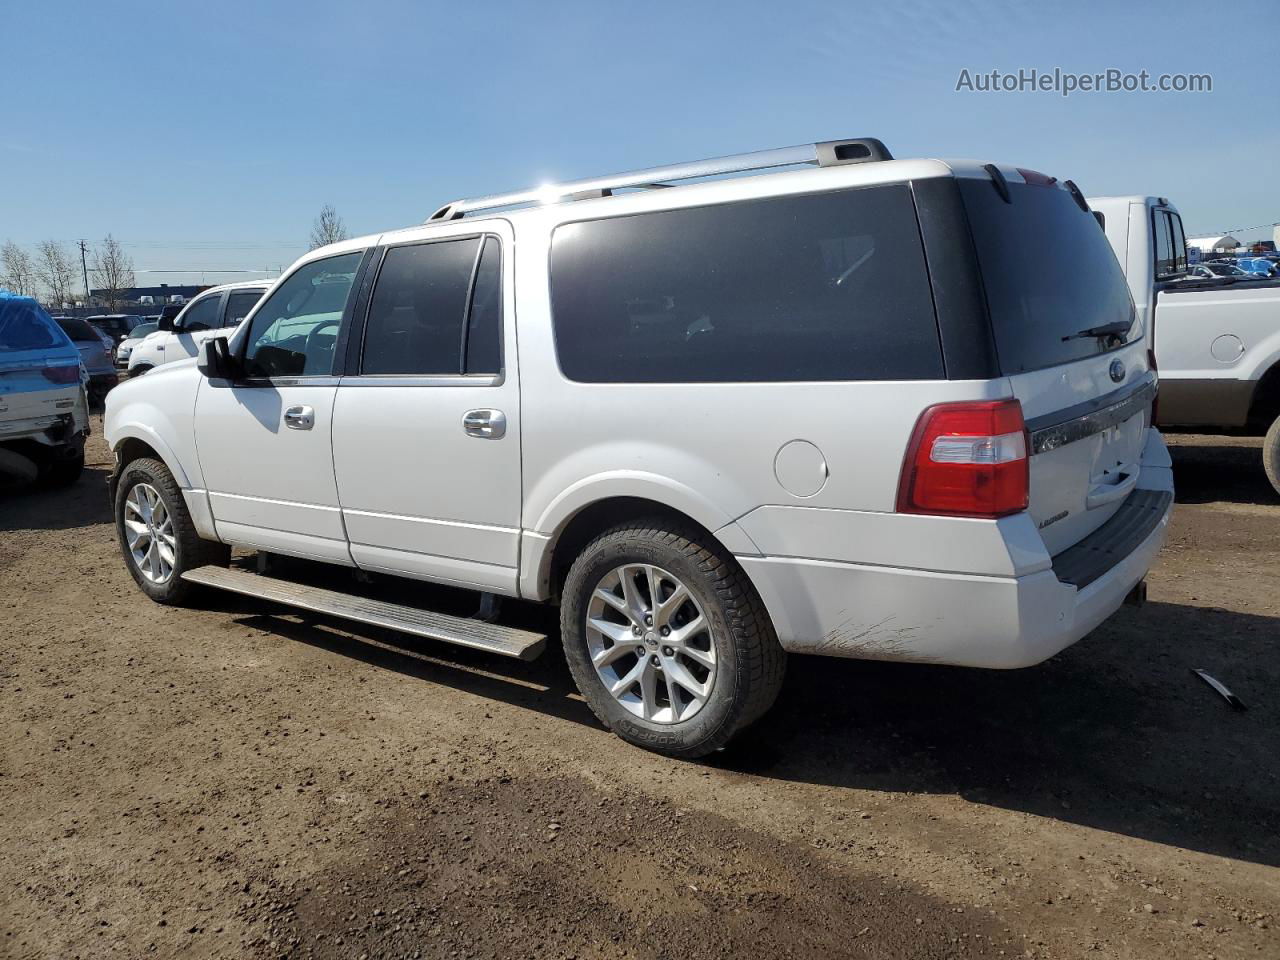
(41, 363, 81, 385)
(897, 399, 1029, 518)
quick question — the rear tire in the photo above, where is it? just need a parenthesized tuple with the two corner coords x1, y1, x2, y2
(42, 448, 84, 487)
(560, 520, 785, 759)
(1264, 415, 1280, 498)
(114, 457, 230, 605)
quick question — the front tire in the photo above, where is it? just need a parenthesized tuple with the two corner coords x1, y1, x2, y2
(114, 457, 229, 604)
(560, 520, 785, 759)
(1264, 415, 1280, 498)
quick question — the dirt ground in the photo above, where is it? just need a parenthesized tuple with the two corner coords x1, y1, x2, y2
(2, 421, 1278, 960)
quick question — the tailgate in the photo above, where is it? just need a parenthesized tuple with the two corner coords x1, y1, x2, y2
(1008, 340, 1154, 553)
(956, 171, 1154, 556)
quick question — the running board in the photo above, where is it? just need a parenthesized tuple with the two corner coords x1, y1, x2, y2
(181, 566, 546, 660)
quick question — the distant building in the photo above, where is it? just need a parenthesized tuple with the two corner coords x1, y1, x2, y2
(1186, 235, 1240, 254)
(89, 283, 210, 305)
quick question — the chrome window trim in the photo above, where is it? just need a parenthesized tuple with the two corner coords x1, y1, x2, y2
(338, 373, 503, 389)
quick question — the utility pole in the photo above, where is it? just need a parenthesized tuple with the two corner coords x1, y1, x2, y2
(78, 239, 90, 306)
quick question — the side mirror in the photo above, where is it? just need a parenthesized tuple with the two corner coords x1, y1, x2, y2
(197, 337, 238, 380)
(157, 314, 175, 332)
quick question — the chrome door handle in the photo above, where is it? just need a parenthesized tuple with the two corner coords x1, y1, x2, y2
(284, 405, 314, 430)
(462, 408, 506, 439)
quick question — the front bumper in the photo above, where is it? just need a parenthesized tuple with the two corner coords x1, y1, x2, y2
(737, 434, 1174, 669)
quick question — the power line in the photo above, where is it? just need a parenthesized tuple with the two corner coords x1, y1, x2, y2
(1187, 220, 1280, 237)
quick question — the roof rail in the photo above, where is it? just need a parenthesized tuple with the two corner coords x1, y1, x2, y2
(426, 137, 892, 221)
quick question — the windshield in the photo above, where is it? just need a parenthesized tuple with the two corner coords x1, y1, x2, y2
(128, 322, 159, 338)
(959, 178, 1137, 375)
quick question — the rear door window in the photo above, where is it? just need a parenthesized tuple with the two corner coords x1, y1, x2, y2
(958, 179, 1137, 375)
(359, 235, 502, 376)
(549, 185, 942, 383)
(224, 290, 263, 327)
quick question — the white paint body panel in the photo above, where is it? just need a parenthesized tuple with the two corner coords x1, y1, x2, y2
(102, 158, 1174, 671)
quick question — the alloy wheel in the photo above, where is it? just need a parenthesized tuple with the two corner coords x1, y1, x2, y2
(585, 563, 717, 724)
(123, 482, 176, 584)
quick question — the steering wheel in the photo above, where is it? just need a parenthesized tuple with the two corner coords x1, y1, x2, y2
(302, 320, 342, 373)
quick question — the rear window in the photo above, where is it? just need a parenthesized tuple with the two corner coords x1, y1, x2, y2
(55, 318, 102, 342)
(0, 298, 63, 350)
(959, 179, 1137, 375)
(550, 185, 943, 383)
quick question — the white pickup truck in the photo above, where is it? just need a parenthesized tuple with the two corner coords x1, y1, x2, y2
(1088, 195, 1280, 494)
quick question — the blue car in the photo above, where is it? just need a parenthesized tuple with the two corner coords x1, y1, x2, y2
(0, 290, 90, 486)
(1236, 258, 1276, 277)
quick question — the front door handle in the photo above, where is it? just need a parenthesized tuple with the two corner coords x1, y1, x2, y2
(284, 405, 315, 430)
(462, 408, 506, 439)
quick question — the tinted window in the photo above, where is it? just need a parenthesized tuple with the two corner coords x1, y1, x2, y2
(243, 252, 362, 378)
(0, 299, 61, 350)
(128, 322, 159, 338)
(224, 290, 263, 327)
(179, 295, 221, 332)
(361, 237, 482, 375)
(1168, 212, 1188, 274)
(958, 179, 1136, 375)
(551, 186, 941, 383)
(55, 317, 101, 342)
(1153, 210, 1175, 279)
(465, 237, 502, 375)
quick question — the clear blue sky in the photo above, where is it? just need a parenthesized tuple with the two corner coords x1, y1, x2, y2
(3, 0, 1276, 284)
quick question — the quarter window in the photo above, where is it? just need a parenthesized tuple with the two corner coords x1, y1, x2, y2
(242, 252, 363, 378)
(549, 186, 943, 383)
(360, 235, 503, 376)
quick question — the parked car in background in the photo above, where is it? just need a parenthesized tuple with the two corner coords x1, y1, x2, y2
(53, 316, 118, 404)
(107, 141, 1172, 758)
(1089, 194, 1280, 494)
(115, 322, 160, 369)
(1187, 262, 1250, 279)
(0, 291, 89, 486)
(127, 281, 267, 376)
(87, 314, 146, 346)
(1237, 258, 1277, 278)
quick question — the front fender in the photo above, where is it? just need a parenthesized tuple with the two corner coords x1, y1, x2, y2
(103, 363, 204, 491)
(106, 421, 192, 489)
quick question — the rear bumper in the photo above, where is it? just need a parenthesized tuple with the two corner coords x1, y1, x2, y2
(737, 432, 1174, 669)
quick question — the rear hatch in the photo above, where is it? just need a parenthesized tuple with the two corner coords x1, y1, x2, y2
(0, 298, 83, 430)
(958, 172, 1154, 554)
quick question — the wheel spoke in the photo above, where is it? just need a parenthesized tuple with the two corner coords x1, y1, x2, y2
(638, 660, 660, 720)
(591, 638, 634, 669)
(588, 615, 632, 645)
(593, 587, 631, 619)
(618, 566, 647, 622)
(122, 482, 175, 585)
(664, 670, 684, 722)
(665, 659, 710, 704)
(679, 643, 716, 671)
(609, 658, 646, 698)
(667, 614, 707, 648)
(655, 583, 689, 628)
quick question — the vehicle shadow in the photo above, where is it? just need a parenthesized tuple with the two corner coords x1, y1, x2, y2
(0, 465, 113, 532)
(714, 599, 1280, 868)
(215, 559, 1279, 869)
(1168, 437, 1277, 506)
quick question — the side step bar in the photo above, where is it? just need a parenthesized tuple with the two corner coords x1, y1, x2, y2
(181, 566, 546, 661)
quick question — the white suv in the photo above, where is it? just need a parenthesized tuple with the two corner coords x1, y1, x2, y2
(104, 139, 1173, 757)
(126, 280, 267, 376)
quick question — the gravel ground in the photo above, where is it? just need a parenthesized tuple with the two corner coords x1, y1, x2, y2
(2, 422, 1278, 959)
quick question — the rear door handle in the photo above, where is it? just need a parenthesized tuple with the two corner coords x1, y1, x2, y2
(284, 405, 314, 430)
(462, 408, 506, 439)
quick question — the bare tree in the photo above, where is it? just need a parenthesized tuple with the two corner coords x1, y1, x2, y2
(90, 234, 136, 311)
(1, 241, 37, 297)
(309, 204, 349, 250)
(35, 240, 78, 308)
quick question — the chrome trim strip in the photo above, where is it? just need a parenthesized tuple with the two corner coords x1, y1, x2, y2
(1028, 377, 1157, 455)
(340, 374, 504, 388)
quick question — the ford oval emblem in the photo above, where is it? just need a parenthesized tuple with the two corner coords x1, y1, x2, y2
(1109, 359, 1125, 383)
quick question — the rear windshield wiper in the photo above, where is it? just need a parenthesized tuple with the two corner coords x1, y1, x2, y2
(1061, 320, 1132, 343)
